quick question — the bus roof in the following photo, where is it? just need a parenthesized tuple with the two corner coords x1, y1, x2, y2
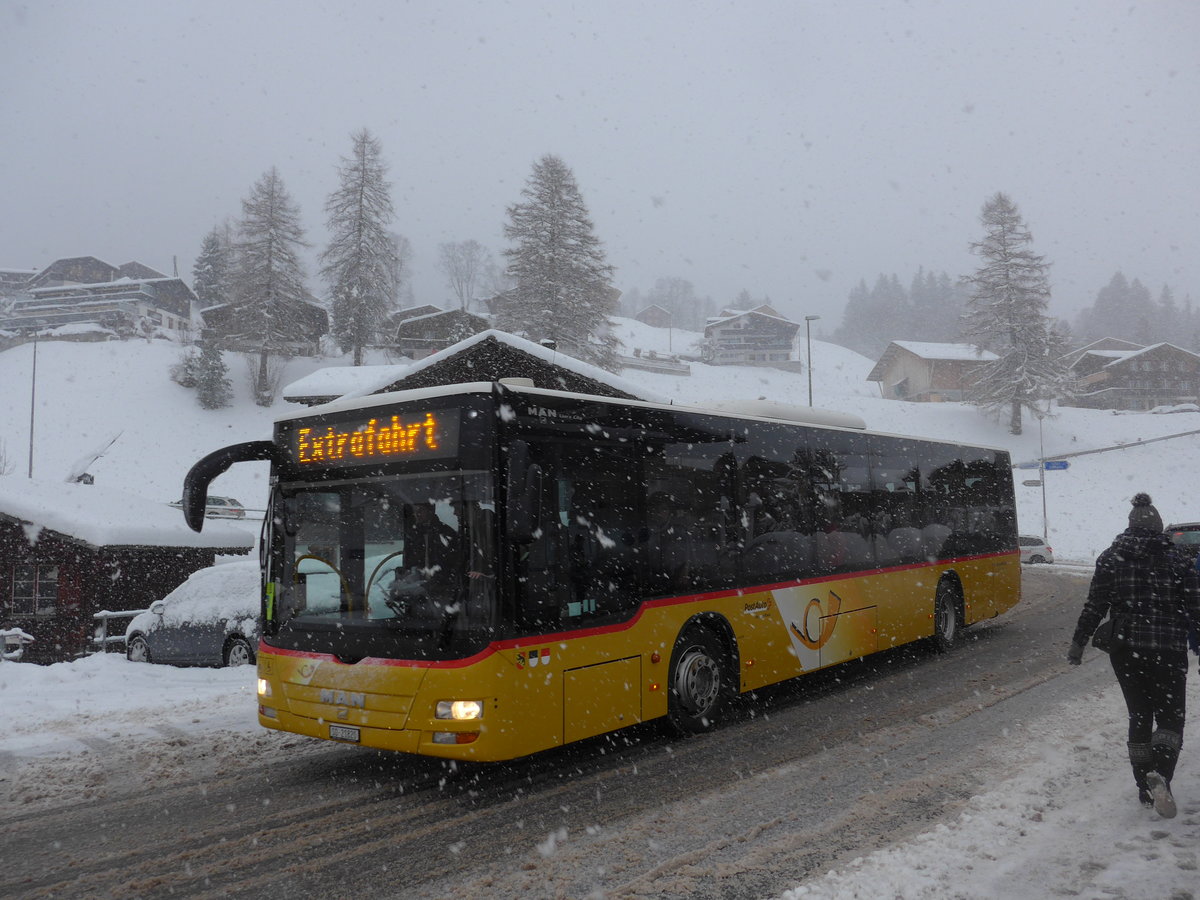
(274, 380, 1007, 453)
(273, 380, 867, 429)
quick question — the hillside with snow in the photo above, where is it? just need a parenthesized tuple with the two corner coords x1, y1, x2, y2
(6, 319, 1200, 899)
(2, 317, 1199, 561)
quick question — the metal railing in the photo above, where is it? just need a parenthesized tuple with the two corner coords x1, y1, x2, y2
(91, 609, 148, 653)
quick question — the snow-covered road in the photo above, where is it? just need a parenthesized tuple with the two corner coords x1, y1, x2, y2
(9, 569, 1184, 899)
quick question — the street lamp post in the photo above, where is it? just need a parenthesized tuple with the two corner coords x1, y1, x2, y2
(1035, 407, 1048, 542)
(27, 324, 41, 478)
(805, 315, 821, 406)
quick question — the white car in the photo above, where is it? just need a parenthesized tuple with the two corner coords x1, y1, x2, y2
(1018, 534, 1054, 564)
(168, 495, 247, 519)
(126, 560, 261, 667)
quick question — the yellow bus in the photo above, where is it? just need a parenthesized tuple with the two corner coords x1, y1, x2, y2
(182, 381, 1020, 761)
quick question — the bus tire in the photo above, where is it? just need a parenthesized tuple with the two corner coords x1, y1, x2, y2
(931, 582, 961, 653)
(667, 626, 731, 734)
(223, 635, 256, 668)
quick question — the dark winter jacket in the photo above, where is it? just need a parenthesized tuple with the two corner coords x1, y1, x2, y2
(1072, 527, 1200, 666)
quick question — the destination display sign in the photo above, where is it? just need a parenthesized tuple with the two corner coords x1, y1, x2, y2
(290, 410, 459, 468)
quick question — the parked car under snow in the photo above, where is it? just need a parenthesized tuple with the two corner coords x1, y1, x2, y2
(125, 560, 261, 667)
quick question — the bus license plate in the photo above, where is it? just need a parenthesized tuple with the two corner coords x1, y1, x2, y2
(329, 724, 360, 743)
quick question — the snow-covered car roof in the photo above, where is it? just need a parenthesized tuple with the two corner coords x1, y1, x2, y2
(126, 559, 261, 636)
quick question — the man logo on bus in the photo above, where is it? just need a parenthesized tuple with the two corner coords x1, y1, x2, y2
(789, 590, 843, 650)
(320, 689, 365, 709)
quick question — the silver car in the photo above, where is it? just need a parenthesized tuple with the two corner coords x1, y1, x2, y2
(1018, 534, 1054, 564)
(168, 495, 247, 519)
(126, 560, 260, 667)
(1166, 523, 1200, 549)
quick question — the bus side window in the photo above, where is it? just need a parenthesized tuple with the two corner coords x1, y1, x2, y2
(510, 449, 563, 632)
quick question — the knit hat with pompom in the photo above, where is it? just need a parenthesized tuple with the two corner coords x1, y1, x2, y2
(1128, 493, 1163, 533)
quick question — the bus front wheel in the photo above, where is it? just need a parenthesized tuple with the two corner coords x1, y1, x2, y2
(667, 626, 731, 734)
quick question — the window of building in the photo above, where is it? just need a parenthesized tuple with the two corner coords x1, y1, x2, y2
(9, 564, 58, 617)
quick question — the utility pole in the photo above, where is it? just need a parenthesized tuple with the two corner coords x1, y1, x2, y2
(805, 315, 821, 406)
(27, 325, 40, 478)
(1036, 407, 1048, 541)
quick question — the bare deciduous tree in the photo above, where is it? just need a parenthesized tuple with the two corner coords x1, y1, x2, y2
(438, 239, 492, 311)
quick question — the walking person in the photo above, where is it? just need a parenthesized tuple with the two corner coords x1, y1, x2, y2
(1068, 493, 1200, 817)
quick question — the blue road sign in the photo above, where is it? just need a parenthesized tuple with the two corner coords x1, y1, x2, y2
(1043, 460, 1070, 470)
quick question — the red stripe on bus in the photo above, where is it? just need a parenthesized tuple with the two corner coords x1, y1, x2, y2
(260, 549, 1016, 669)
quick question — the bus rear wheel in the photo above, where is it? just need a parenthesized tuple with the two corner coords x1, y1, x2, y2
(667, 626, 731, 734)
(931, 582, 961, 653)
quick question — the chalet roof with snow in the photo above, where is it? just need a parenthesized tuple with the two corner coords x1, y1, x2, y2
(1071, 342, 1200, 372)
(1061, 337, 1145, 369)
(283, 362, 413, 405)
(0, 477, 254, 551)
(704, 304, 797, 331)
(866, 341, 997, 382)
(384, 304, 444, 326)
(26, 257, 168, 290)
(282, 330, 664, 407)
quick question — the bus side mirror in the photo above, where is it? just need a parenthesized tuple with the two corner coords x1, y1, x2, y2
(181, 440, 278, 532)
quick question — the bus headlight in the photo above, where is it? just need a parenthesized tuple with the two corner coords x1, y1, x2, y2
(436, 699, 484, 720)
(258, 678, 272, 698)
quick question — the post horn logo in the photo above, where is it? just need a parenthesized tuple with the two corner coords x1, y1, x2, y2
(790, 590, 843, 650)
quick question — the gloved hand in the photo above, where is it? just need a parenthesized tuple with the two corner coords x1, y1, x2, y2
(1067, 642, 1084, 666)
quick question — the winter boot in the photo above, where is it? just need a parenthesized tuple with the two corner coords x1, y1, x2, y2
(1128, 741, 1154, 801)
(1147, 771, 1177, 818)
(1151, 729, 1183, 783)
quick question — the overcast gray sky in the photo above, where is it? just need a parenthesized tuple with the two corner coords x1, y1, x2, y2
(2, 0, 1197, 330)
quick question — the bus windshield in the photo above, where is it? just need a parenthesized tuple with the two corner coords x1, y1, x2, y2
(270, 471, 497, 660)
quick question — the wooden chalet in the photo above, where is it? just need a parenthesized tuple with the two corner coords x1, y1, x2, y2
(634, 304, 672, 328)
(1064, 341, 1200, 411)
(0, 256, 200, 338)
(390, 307, 490, 359)
(200, 295, 329, 356)
(0, 479, 253, 663)
(703, 305, 799, 366)
(867, 341, 998, 402)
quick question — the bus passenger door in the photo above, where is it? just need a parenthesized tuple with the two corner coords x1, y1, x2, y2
(506, 441, 564, 632)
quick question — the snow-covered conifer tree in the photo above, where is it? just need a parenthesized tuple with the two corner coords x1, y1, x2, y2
(498, 155, 618, 370)
(195, 340, 233, 409)
(228, 167, 310, 404)
(962, 192, 1067, 434)
(169, 345, 201, 388)
(192, 227, 232, 312)
(320, 129, 400, 364)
